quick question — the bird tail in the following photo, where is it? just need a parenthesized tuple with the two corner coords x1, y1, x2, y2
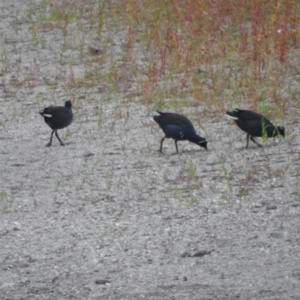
(225, 109, 240, 120)
(153, 111, 163, 122)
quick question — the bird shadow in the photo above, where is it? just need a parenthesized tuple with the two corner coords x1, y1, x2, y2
(45, 141, 75, 147)
(158, 148, 206, 155)
(63, 141, 76, 146)
(236, 142, 280, 152)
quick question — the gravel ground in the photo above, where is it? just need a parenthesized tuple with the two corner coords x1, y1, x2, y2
(1, 1, 300, 299)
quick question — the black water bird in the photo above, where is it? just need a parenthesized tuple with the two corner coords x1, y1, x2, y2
(226, 109, 285, 148)
(153, 111, 207, 153)
(40, 100, 73, 147)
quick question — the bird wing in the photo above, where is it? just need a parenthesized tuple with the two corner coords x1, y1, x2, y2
(237, 110, 274, 127)
(227, 109, 270, 122)
(156, 112, 195, 128)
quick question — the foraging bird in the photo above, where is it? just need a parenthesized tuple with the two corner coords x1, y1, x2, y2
(153, 111, 207, 153)
(226, 109, 285, 148)
(39, 100, 73, 147)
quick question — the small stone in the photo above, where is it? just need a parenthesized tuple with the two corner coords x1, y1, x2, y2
(192, 250, 212, 257)
(198, 68, 207, 74)
(95, 279, 110, 285)
(52, 276, 59, 284)
(181, 251, 191, 258)
(266, 205, 277, 210)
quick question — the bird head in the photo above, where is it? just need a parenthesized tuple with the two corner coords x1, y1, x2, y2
(198, 138, 208, 151)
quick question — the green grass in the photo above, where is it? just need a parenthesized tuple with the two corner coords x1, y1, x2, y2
(0, 191, 6, 202)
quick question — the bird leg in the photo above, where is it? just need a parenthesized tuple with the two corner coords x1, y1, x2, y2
(245, 134, 250, 149)
(174, 140, 179, 153)
(159, 137, 165, 153)
(250, 136, 262, 147)
(46, 130, 55, 147)
(55, 131, 65, 146)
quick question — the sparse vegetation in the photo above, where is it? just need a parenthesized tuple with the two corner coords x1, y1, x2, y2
(25, 0, 300, 114)
(0, 1, 300, 298)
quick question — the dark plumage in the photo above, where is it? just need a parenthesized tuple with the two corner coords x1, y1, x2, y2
(153, 111, 207, 153)
(226, 109, 285, 148)
(39, 100, 73, 147)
